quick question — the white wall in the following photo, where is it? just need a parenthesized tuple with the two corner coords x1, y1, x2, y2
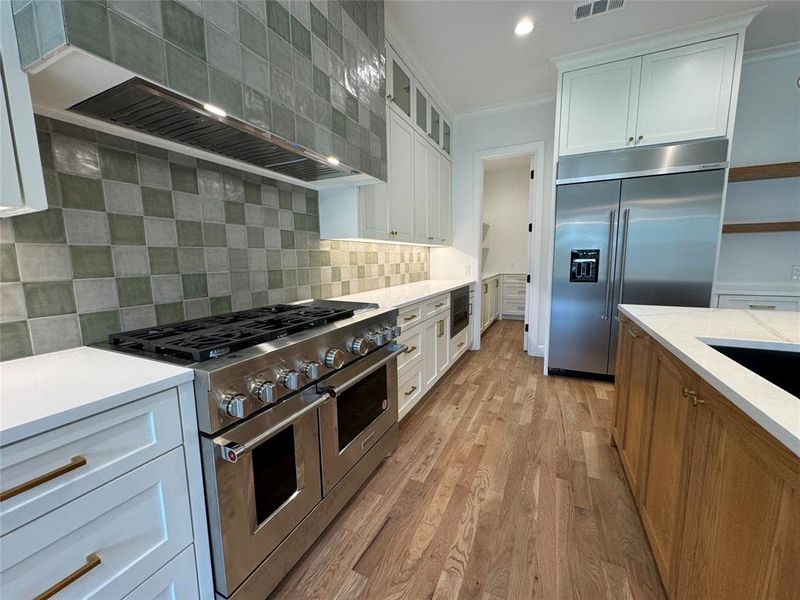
(431, 98, 556, 352)
(716, 43, 800, 293)
(482, 158, 530, 274)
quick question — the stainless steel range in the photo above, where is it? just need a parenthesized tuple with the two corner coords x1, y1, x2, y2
(102, 300, 404, 599)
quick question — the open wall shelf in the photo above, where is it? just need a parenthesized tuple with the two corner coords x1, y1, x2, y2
(728, 161, 800, 182)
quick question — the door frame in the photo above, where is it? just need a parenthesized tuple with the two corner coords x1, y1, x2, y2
(473, 141, 546, 357)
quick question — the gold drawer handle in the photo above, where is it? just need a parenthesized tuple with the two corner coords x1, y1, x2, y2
(0, 455, 87, 502)
(457, 342, 464, 348)
(434, 302, 445, 308)
(403, 345, 417, 354)
(682, 385, 704, 406)
(628, 328, 639, 338)
(404, 385, 418, 396)
(403, 314, 417, 322)
(34, 553, 101, 600)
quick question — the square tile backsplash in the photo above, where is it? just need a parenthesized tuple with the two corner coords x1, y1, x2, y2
(12, 0, 387, 180)
(0, 117, 428, 361)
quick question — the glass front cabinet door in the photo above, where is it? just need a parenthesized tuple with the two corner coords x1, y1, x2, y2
(430, 104, 441, 146)
(387, 45, 412, 120)
(442, 120, 451, 155)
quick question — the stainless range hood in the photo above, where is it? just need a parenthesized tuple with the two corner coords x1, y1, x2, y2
(70, 77, 351, 183)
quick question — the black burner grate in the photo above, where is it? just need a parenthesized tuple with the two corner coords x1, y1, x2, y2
(106, 300, 374, 362)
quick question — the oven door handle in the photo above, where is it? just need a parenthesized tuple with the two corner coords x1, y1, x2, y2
(214, 391, 334, 463)
(325, 343, 407, 397)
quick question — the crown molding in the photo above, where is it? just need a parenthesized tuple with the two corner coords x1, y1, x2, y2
(743, 41, 800, 64)
(552, 6, 765, 72)
(455, 93, 556, 121)
(384, 10, 456, 119)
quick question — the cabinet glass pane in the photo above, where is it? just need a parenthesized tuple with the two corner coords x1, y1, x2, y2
(443, 121, 451, 153)
(431, 106, 440, 144)
(415, 90, 427, 131)
(392, 60, 411, 117)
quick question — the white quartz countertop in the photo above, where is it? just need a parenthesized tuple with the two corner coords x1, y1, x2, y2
(619, 305, 800, 457)
(0, 347, 193, 446)
(333, 278, 475, 309)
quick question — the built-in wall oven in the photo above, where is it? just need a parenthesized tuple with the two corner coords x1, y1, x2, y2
(451, 286, 470, 338)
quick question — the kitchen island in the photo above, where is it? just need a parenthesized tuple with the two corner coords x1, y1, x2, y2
(612, 305, 799, 600)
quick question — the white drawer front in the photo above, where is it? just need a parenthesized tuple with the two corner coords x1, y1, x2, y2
(503, 274, 526, 284)
(398, 363, 424, 421)
(397, 324, 423, 375)
(124, 545, 198, 600)
(398, 302, 424, 328)
(503, 300, 526, 315)
(717, 295, 799, 312)
(424, 294, 450, 318)
(1, 448, 193, 600)
(0, 389, 183, 533)
(450, 327, 469, 359)
(503, 284, 526, 299)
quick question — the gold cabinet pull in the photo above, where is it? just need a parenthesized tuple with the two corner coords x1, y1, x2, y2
(404, 385, 418, 396)
(682, 385, 704, 406)
(457, 342, 464, 348)
(403, 345, 417, 354)
(0, 456, 87, 502)
(437, 320, 444, 337)
(34, 553, 101, 600)
(403, 314, 417, 322)
(628, 328, 639, 338)
(434, 302, 445, 308)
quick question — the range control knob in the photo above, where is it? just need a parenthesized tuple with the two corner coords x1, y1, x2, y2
(383, 326, 398, 341)
(220, 392, 247, 418)
(324, 348, 346, 369)
(278, 369, 302, 391)
(391, 325, 402, 338)
(249, 379, 277, 405)
(300, 361, 321, 380)
(349, 337, 372, 356)
(367, 331, 386, 346)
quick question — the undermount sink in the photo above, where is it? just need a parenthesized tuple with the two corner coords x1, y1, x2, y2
(707, 343, 800, 398)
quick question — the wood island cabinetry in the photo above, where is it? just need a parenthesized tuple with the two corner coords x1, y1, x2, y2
(612, 316, 799, 599)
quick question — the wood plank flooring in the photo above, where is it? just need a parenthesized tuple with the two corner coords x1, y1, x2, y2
(270, 320, 667, 600)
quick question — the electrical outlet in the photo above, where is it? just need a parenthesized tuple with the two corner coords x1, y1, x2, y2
(791, 265, 800, 281)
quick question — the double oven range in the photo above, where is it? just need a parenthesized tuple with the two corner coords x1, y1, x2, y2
(102, 300, 405, 599)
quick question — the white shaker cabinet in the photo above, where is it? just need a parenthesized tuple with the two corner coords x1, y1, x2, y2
(414, 133, 431, 242)
(559, 57, 641, 156)
(387, 111, 416, 242)
(438, 157, 452, 244)
(636, 36, 737, 147)
(0, 0, 47, 217)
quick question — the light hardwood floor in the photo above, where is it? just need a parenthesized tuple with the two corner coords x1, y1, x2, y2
(271, 320, 667, 600)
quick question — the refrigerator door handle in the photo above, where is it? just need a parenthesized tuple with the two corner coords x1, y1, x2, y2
(617, 208, 631, 309)
(602, 209, 616, 319)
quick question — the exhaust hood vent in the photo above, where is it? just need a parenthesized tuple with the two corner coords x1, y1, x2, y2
(70, 78, 354, 182)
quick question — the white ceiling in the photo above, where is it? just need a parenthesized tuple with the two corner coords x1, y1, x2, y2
(386, 1, 800, 115)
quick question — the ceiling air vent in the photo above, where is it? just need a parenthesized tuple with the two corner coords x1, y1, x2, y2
(70, 78, 355, 182)
(573, 0, 626, 22)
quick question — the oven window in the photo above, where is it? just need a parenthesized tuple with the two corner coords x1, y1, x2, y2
(336, 365, 388, 451)
(252, 426, 298, 524)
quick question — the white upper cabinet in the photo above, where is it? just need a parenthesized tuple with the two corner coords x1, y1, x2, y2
(386, 45, 413, 121)
(559, 57, 642, 156)
(0, 0, 46, 217)
(423, 139, 439, 243)
(414, 85, 429, 137)
(558, 35, 740, 156)
(388, 112, 416, 242)
(429, 103, 442, 147)
(442, 120, 451, 155)
(359, 183, 389, 241)
(438, 157, 452, 244)
(414, 134, 431, 242)
(636, 36, 737, 147)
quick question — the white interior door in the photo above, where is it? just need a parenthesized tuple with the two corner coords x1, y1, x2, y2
(559, 57, 642, 156)
(636, 36, 737, 146)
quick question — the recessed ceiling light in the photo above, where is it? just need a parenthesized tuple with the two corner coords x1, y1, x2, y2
(514, 17, 534, 36)
(203, 103, 227, 117)
(327, 156, 340, 166)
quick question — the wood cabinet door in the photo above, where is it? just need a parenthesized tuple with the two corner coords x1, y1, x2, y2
(676, 383, 800, 600)
(388, 112, 415, 242)
(639, 347, 699, 595)
(616, 322, 652, 499)
(636, 36, 737, 147)
(559, 57, 641, 156)
(612, 319, 633, 447)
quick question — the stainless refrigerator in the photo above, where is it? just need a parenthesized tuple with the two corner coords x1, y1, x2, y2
(548, 139, 728, 377)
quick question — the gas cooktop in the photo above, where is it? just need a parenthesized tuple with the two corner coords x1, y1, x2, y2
(105, 300, 378, 362)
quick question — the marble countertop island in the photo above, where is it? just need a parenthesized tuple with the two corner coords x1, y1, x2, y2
(619, 305, 799, 457)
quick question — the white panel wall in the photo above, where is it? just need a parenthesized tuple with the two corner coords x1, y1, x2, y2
(431, 99, 556, 351)
(717, 45, 800, 292)
(482, 160, 530, 274)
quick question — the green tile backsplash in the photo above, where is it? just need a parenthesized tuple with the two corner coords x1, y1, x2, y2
(0, 117, 428, 361)
(12, 0, 387, 181)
